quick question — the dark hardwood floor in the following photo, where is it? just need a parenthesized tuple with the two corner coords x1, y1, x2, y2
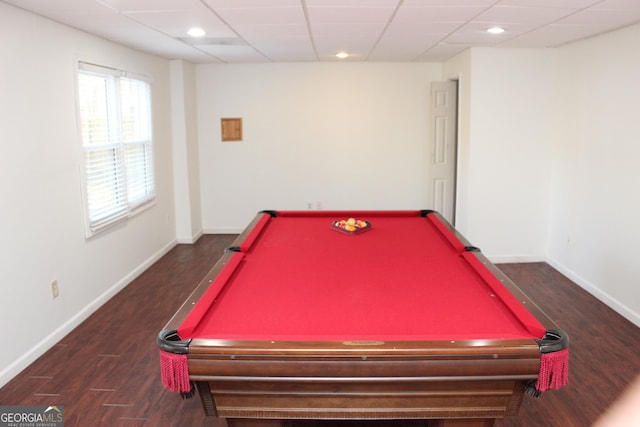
(1, 235, 638, 426)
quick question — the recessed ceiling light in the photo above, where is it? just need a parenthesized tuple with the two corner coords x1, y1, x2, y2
(486, 26, 505, 34)
(336, 51, 349, 59)
(187, 27, 206, 37)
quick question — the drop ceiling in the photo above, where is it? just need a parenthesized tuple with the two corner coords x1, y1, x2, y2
(4, 0, 640, 63)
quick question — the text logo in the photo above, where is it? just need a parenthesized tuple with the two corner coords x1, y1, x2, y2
(0, 406, 64, 427)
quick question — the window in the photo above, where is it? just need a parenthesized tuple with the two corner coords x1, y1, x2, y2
(77, 62, 155, 236)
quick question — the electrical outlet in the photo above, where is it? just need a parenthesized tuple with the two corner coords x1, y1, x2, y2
(51, 280, 60, 299)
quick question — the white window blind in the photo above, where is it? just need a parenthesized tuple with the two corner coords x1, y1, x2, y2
(77, 62, 155, 236)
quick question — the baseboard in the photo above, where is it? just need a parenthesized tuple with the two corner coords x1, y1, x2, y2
(0, 239, 177, 388)
(176, 229, 203, 244)
(488, 255, 546, 264)
(547, 257, 640, 328)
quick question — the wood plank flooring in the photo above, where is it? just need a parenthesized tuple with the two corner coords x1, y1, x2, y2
(1, 235, 638, 426)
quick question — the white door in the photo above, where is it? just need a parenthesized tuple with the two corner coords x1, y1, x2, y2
(428, 81, 458, 224)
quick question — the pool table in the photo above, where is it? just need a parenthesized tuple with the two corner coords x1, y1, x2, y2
(158, 210, 568, 427)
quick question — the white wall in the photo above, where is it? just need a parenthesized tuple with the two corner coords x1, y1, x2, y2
(467, 48, 557, 261)
(0, 3, 177, 386)
(196, 62, 442, 231)
(171, 60, 203, 243)
(547, 24, 640, 325)
(444, 48, 557, 261)
(442, 27, 640, 326)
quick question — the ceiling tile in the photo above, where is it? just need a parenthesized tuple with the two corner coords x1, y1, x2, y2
(204, 0, 299, 7)
(499, 22, 614, 47)
(556, 8, 640, 26)
(313, 30, 380, 55)
(473, 5, 579, 24)
(392, 5, 488, 23)
(306, 6, 396, 25)
(235, 23, 309, 39)
(197, 44, 269, 62)
(369, 37, 440, 61)
(498, 0, 599, 7)
(255, 41, 317, 62)
(305, 0, 399, 6)
(402, 0, 494, 6)
(96, 0, 200, 12)
(213, 5, 306, 26)
(592, 0, 640, 9)
(416, 43, 469, 61)
(4, 0, 110, 14)
(445, 21, 539, 45)
(123, 5, 235, 38)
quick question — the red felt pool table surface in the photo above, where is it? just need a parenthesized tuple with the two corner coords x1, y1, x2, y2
(159, 210, 568, 426)
(177, 210, 546, 342)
